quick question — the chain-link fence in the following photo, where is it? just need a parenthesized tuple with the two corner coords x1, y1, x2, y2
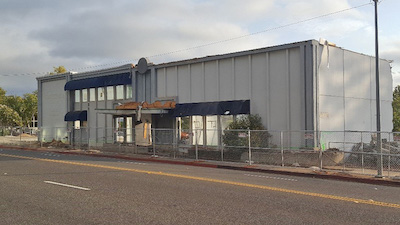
(2, 126, 400, 178)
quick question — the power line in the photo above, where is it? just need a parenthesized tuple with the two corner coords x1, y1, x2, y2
(0, 2, 373, 77)
(146, 2, 373, 59)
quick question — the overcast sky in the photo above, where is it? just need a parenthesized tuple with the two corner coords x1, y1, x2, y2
(0, 0, 399, 96)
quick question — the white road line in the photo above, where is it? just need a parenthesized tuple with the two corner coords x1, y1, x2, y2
(118, 161, 147, 165)
(41, 153, 61, 157)
(44, 181, 91, 191)
(244, 174, 297, 182)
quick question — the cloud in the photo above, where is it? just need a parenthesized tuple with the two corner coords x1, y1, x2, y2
(381, 37, 400, 88)
(29, 0, 272, 63)
(0, 0, 398, 95)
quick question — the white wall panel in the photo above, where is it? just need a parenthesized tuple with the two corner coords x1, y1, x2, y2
(166, 67, 178, 97)
(368, 58, 392, 101)
(96, 101, 106, 143)
(218, 58, 233, 101)
(250, 53, 268, 126)
(157, 68, 166, 98)
(319, 96, 344, 131)
(380, 61, 393, 101)
(74, 102, 81, 111)
(345, 98, 371, 131)
(190, 63, 204, 102)
(269, 50, 288, 130)
(319, 48, 392, 132)
(234, 55, 249, 100)
(344, 52, 371, 99)
(319, 47, 344, 97)
(289, 48, 303, 131)
(204, 61, 219, 101)
(42, 79, 67, 128)
(177, 65, 190, 103)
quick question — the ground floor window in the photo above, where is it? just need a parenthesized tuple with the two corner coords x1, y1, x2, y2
(113, 116, 134, 143)
(178, 114, 236, 146)
(206, 116, 218, 146)
(126, 117, 133, 143)
(115, 117, 125, 143)
(192, 116, 204, 145)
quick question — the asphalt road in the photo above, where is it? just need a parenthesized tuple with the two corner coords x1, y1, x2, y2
(1, 148, 400, 224)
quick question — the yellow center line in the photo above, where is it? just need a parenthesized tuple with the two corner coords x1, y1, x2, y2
(2, 152, 400, 209)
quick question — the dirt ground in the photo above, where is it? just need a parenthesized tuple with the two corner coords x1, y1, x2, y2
(0, 135, 37, 144)
(0, 135, 72, 149)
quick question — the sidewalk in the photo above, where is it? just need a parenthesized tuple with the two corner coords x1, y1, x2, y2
(2, 144, 400, 187)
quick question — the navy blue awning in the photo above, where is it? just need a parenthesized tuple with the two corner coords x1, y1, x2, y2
(64, 111, 87, 121)
(171, 100, 250, 117)
(64, 73, 131, 91)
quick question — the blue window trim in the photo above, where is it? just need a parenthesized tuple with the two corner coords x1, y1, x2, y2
(171, 100, 250, 117)
(64, 73, 131, 91)
(64, 111, 87, 121)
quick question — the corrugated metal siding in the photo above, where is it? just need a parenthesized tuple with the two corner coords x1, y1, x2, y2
(204, 61, 219, 101)
(318, 45, 393, 132)
(190, 63, 204, 102)
(157, 46, 307, 131)
(42, 79, 67, 128)
(218, 58, 234, 101)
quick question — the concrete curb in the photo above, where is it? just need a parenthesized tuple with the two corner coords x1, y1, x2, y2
(2, 144, 400, 187)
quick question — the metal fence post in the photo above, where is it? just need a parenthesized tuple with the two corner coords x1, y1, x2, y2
(319, 147, 323, 171)
(388, 154, 391, 177)
(220, 129, 224, 162)
(79, 128, 82, 150)
(174, 129, 177, 159)
(343, 151, 346, 172)
(152, 128, 156, 157)
(133, 127, 137, 154)
(361, 152, 365, 174)
(195, 129, 199, 161)
(248, 129, 252, 166)
(87, 127, 90, 151)
(319, 131, 323, 171)
(40, 129, 43, 148)
(360, 132, 364, 173)
(280, 131, 284, 167)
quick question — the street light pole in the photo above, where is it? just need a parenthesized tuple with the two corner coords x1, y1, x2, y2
(374, 0, 383, 177)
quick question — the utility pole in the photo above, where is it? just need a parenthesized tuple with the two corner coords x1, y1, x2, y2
(374, 0, 383, 177)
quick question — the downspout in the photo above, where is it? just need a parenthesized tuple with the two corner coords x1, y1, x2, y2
(313, 41, 322, 149)
(37, 79, 43, 142)
(66, 73, 72, 145)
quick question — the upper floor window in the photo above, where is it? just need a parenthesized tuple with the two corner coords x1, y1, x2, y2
(82, 89, 88, 102)
(98, 87, 105, 101)
(75, 90, 80, 103)
(107, 86, 114, 100)
(89, 88, 96, 102)
(126, 85, 132, 99)
(116, 85, 124, 100)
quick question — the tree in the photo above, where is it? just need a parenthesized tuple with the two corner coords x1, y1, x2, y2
(21, 91, 38, 127)
(393, 85, 400, 132)
(0, 87, 6, 104)
(1, 90, 38, 127)
(3, 95, 24, 119)
(222, 114, 271, 148)
(0, 104, 23, 126)
(49, 66, 67, 75)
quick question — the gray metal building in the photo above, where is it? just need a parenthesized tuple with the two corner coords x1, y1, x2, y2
(36, 39, 393, 147)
